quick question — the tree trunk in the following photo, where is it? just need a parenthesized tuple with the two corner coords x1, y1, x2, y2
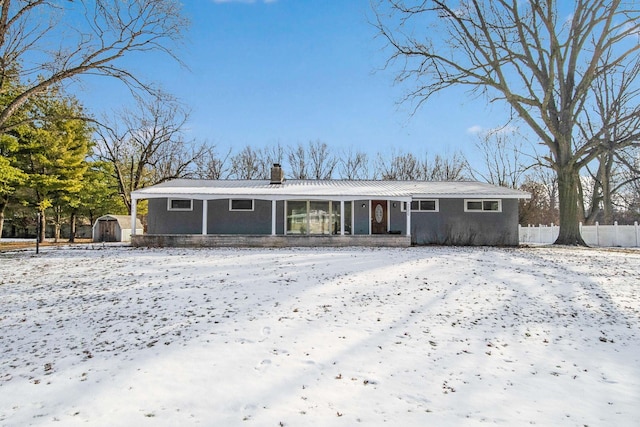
(0, 195, 7, 241)
(602, 153, 614, 224)
(39, 209, 46, 243)
(54, 211, 61, 243)
(555, 166, 587, 246)
(582, 173, 600, 225)
(69, 210, 77, 243)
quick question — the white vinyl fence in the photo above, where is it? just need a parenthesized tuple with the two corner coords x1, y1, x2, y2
(519, 222, 640, 247)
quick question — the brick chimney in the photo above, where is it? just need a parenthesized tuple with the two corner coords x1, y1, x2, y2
(270, 163, 284, 184)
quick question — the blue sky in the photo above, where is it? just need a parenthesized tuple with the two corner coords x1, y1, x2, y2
(75, 0, 513, 168)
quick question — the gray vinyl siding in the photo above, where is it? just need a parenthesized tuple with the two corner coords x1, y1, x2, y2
(147, 198, 203, 234)
(389, 201, 406, 234)
(144, 196, 520, 246)
(411, 198, 519, 246)
(276, 201, 285, 235)
(353, 200, 370, 235)
(207, 199, 272, 235)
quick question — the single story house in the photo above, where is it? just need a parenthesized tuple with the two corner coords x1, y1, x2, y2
(130, 165, 529, 247)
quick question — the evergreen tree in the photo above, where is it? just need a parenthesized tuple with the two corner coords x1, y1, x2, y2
(14, 93, 91, 242)
(0, 69, 27, 239)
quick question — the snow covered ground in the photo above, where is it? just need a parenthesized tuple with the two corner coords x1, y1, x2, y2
(0, 245, 638, 426)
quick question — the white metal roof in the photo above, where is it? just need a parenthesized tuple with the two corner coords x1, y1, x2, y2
(132, 179, 530, 201)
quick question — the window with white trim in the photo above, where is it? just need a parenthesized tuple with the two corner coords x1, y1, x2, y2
(464, 199, 501, 212)
(285, 200, 351, 235)
(402, 199, 439, 212)
(167, 198, 193, 211)
(229, 199, 254, 211)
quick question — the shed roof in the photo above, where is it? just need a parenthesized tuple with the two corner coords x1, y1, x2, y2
(132, 179, 530, 200)
(94, 214, 143, 230)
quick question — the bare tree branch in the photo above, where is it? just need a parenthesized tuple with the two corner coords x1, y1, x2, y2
(0, 0, 187, 132)
(95, 93, 203, 213)
(374, 0, 640, 244)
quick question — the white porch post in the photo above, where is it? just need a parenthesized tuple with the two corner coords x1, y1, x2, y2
(406, 201, 411, 237)
(271, 200, 277, 235)
(340, 200, 345, 235)
(131, 198, 137, 236)
(202, 199, 208, 235)
(368, 200, 372, 235)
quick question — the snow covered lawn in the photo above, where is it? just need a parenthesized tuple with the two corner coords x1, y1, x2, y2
(1, 245, 639, 426)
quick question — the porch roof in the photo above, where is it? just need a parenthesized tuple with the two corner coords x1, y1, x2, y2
(132, 179, 530, 201)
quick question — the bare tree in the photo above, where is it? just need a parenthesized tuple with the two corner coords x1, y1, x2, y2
(471, 128, 528, 188)
(519, 176, 559, 226)
(427, 152, 470, 181)
(0, 0, 186, 133)
(338, 147, 371, 179)
(230, 146, 264, 180)
(616, 148, 640, 221)
(262, 142, 285, 175)
(582, 145, 640, 224)
(520, 163, 560, 225)
(375, 150, 420, 180)
(285, 140, 337, 180)
(579, 59, 640, 224)
(287, 143, 308, 180)
(375, 0, 640, 245)
(96, 94, 205, 213)
(620, 151, 640, 222)
(193, 146, 232, 180)
(308, 140, 338, 180)
(376, 149, 469, 181)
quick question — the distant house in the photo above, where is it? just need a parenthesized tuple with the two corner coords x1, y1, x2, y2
(93, 215, 143, 243)
(130, 165, 530, 247)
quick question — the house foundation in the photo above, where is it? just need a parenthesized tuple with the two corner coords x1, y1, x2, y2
(131, 234, 412, 248)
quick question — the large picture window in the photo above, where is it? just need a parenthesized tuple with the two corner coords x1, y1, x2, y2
(167, 198, 192, 211)
(287, 201, 308, 234)
(286, 201, 352, 235)
(464, 199, 501, 212)
(309, 201, 331, 234)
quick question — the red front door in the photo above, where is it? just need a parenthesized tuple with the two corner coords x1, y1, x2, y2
(371, 200, 388, 234)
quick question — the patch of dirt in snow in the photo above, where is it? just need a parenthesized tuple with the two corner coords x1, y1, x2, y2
(0, 245, 639, 426)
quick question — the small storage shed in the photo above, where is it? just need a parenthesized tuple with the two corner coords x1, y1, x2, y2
(92, 215, 143, 242)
